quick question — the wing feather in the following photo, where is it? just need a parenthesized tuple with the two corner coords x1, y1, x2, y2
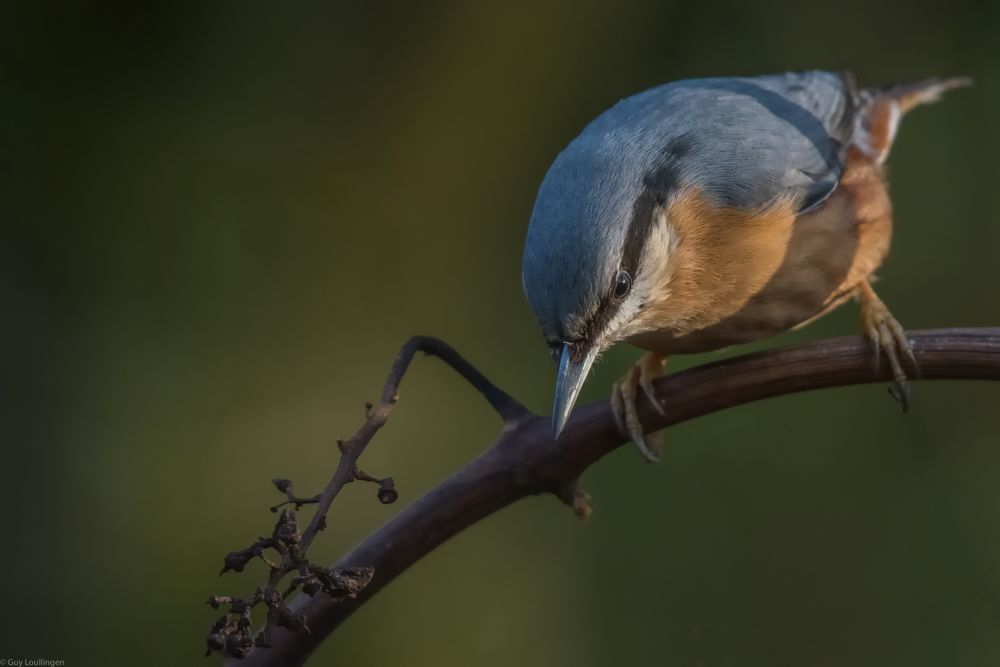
(587, 70, 859, 214)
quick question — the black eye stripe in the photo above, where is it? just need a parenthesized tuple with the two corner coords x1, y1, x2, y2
(572, 164, 668, 354)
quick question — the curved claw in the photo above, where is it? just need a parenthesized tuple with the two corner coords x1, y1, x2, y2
(611, 380, 627, 434)
(610, 353, 668, 462)
(639, 353, 667, 416)
(859, 281, 918, 413)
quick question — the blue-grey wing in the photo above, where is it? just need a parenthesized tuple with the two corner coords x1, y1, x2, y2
(589, 70, 859, 213)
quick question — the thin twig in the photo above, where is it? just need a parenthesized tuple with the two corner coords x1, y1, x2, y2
(298, 336, 529, 552)
(269, 479, 321, 513)
(225, 327, 1000, 666)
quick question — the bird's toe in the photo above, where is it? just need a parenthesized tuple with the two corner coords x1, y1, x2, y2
(859, 283, 918, 413)
(612, 354, 667, 462)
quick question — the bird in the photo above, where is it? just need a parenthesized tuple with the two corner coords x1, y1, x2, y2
(521, 70, 968, 461)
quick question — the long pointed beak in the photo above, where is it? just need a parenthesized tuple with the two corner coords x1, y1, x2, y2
(552, 343, 599, 439)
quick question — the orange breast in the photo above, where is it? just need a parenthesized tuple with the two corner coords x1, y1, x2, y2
(627, 148, 893, 354)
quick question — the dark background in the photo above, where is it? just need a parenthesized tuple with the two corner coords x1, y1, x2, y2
(3, 1, 1000, 665)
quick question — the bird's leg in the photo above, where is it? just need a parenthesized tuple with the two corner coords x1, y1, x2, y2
(858, 280, 919, 411)
(611, 352, 668, 462)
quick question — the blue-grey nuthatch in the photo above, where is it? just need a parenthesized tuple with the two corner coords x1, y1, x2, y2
(522, 70, 968, 460)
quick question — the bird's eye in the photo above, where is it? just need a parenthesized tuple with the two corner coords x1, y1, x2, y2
(613, 270, 632, 299)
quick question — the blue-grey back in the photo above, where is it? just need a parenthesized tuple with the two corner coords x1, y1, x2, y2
(576, 70, 855, 212)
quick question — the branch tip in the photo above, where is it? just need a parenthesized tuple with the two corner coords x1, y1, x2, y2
(558, 482, 593, 521)
(377, 478, 398, 504)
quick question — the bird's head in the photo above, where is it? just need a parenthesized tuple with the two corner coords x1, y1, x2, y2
(522, 121, 680, 439)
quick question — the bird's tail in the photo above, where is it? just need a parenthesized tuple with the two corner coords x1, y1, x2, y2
(875, 77, 972, 113)
(854, 76, 971, 163)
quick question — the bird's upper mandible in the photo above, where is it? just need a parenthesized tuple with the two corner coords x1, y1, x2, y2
(521, 70, 858, 351)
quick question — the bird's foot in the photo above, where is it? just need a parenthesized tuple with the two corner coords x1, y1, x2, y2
(858, 281, 918, 412)
(611, 352, 668, 462)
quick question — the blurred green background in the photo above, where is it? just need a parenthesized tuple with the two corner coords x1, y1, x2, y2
(3, 1, 1000, 665)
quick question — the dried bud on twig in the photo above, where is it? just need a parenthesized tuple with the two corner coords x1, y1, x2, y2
(355, 470, 399, 504)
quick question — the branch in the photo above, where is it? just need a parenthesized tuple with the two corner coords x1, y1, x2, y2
(206, 337, 528, 658)
(300, 335, 529, 552)
(225, 327, 1000, 666)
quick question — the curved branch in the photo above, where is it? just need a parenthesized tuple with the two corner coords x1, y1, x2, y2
(299, 336, 528, 552)
(207, 337, 530, 658)
(231, 327, 1000, 666)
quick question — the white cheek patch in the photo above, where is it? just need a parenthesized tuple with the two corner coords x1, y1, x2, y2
(643, 208, 678, 278)
(604, 208, 676, 340)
